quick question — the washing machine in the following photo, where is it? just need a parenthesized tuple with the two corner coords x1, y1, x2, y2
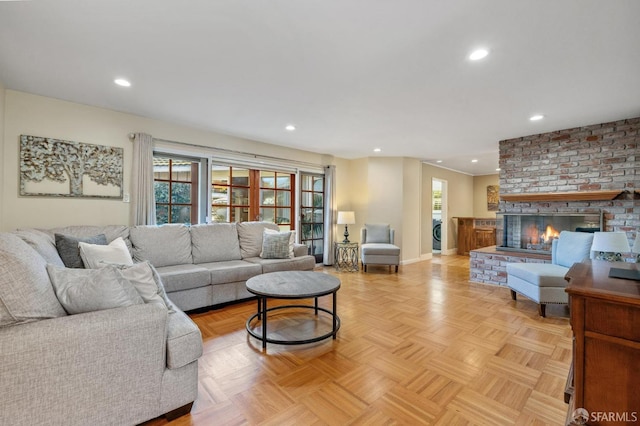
(432, 219, 442, 250)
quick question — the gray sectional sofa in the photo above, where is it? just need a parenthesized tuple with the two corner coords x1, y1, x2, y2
(0, 221, 315, 426)
(126, 221, 316, 311)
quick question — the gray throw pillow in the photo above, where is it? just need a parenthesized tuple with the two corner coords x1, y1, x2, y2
(260, 231, 291, 259)
(114, 262, 175, 313)
(237, 222, 280, 258)
(0, 233, 67, 327)
(46, 264, 144, 315)
(55, 233, 107, 268)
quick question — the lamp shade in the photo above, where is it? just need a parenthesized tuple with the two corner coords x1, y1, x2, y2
(591, 232, 631, 253)
(337, 211, 356, 225)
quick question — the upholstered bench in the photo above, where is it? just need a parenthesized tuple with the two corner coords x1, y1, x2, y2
(506, 231, 594, 317)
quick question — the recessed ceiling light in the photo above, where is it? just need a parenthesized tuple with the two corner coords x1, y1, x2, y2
(469, 49, 489, 61)
(114, 78, 131, 87)
(530, 114, 544, 121)
(373, 148, 382, 153)
(436, 160, 443, 163)
(285, 124, 296, 131)
(471, 159, 478, 163)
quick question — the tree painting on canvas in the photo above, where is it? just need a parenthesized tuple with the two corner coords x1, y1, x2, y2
(20, 135, 123, 198)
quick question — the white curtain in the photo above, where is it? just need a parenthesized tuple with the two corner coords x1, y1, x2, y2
(131, 133, 156, 225)
(323, 165, 336, 265)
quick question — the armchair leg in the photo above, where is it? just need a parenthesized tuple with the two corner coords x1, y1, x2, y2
(395, 265, 398, 273)
(538, 304, 546, 318)
(510, 290, 517, 301)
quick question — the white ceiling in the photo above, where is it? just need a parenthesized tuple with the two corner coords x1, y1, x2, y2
(1, 0, 639, 175)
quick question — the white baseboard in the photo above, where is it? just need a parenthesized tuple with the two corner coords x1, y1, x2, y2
(400, 257, 423, 265)
(439, 248, 458, 255)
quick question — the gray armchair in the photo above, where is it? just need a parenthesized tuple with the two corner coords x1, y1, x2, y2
(506, 231, 594, 317)
(360, 223, 400, 272)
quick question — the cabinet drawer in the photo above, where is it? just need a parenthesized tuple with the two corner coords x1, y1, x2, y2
(585, 299, 640, 342)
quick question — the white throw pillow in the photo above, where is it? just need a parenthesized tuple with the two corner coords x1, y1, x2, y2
(79, 237, 133, 269)
(261, 228, 295, 258)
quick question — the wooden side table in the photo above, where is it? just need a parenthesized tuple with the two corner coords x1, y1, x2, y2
(564, 260, 640, 425)
(334, 242, 359, 272)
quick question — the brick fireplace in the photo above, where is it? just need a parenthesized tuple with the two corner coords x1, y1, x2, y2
(470, 116, 640, 286)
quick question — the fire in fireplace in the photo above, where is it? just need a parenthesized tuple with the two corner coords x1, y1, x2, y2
(496, 213, 602, 254)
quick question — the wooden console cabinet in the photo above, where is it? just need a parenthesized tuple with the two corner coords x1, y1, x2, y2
(457, 217, 496, 255)
(564, 260, 640, 425)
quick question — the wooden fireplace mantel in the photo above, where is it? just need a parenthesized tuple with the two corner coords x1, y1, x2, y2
(500, 190, 624, 202)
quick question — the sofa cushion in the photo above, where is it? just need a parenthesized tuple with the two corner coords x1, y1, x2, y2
(506, 263, 569, 288)
(0, 233, 67, 327)
(13, 229, 64, 267)
(365, 224, 391, 244)
(166, 309, 203, 369)
(191, 223, 241, 263)
(236, 221, 279, 259)
(554, 231, 594, 268)
(44, 225, 131, 250)
(198, 260, 262, 285)
(361, 243, 400, 256)
(55, 233, 107, 268)
(47, 264, 144, 315)
(79, 237, 134, 269)
(154, 264, 211, 293)
(260, 230, 292, 259)
(261, 228, 295, 259)
(244, 256, 316, 273)
(130, 224, 193, 267)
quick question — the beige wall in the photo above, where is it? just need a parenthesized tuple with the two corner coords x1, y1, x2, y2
(337, 156, 423, 263)
(2, 90, 334, 231)
(421, 164, 474, 254)
(0, 81, 5, 230)
(2, 89, 481, 262)
(401, 158, 422, 262)
(473, 174, 499, 218)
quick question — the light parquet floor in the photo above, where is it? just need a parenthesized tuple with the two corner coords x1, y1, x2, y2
(143, 255, 572, 426)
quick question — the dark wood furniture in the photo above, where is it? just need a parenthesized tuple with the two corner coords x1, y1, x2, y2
(564, 260, 640, 425)
(457, 217, 496, 255)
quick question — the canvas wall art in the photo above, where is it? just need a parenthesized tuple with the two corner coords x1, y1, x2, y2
(20, 135, 123, 198)
(487, 185, 499, 211)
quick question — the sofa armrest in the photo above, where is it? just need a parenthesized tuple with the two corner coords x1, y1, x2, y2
(293, 243, 309, 257)
(0, 304, 168, 426)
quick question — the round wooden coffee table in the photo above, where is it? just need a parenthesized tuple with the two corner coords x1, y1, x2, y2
(245, 271, 341, 349)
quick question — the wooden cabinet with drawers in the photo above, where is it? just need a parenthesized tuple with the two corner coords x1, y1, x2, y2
(457, 217, 496, 255)
(564, 260, 640, 425)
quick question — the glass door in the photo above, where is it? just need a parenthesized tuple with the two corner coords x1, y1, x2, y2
(300, 173, 324, 262)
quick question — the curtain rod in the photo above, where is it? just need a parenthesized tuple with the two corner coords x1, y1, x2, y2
(129, 133, 327, 170)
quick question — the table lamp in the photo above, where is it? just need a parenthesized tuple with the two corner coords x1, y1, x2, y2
(337, 211, 356, 243)
(591, 231, 630, 262)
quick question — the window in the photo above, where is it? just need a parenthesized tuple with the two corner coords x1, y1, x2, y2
(211, 166, 250, 223)
(153, 156, 199, 225)
(211, 165, 295, 230)
(300, 173, 325, 262)
(259, 171, 293, 230)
